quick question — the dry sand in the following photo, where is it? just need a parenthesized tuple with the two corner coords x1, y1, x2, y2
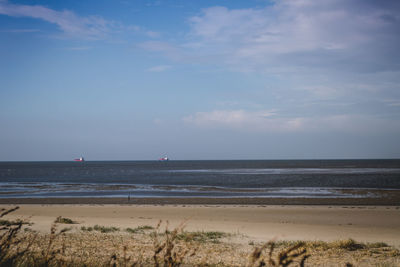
(3, 204, 400, 247)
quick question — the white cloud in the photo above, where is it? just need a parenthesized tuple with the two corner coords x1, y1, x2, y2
(146, 65, 172, 72)
(137, 1, 400, 74)
(183, 109, 400, 134)
(190, 2, 397, 53)
(0, 0, 111, 39)
(183, 109, 301, 132)
(0, 1, 160, 41)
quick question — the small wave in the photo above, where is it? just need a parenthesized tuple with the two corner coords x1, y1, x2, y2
(0, 182, 387, 199)
(167, 168, 400, 175)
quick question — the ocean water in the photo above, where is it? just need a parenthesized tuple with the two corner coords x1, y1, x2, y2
(0, 160, 399, 198)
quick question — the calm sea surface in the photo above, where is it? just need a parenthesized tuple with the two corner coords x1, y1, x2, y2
(0, 160, 399, 198)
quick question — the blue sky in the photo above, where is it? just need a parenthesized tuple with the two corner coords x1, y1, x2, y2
(1, 0, 400, 160)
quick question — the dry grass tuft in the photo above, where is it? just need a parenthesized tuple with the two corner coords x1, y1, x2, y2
(0, 207, 75, 267)
(248, 241, 309, 267)
(80, 226, 93, 232)
(126, 225, 154, 234)
(81, 225, 120, 233)
(177, 231, 228, 244)
(54, 216, 77, 225)
(330, 239, 365, 251)
(151, 220, 197, 267)
(0, 206, 27, 266)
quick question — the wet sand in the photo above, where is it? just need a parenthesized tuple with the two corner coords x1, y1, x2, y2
(0, 194, 399, 205)
(1, 188, 399, 205)
(3, 204, 400, 247)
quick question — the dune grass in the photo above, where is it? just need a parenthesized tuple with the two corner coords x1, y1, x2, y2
(176, 230, 228, 243)
(81, 225, 120, 233)
(0, 219, 29, 227)
(0, 207, 399, 266)
(126, 225, 154, 234)
(272, 239, 396, 253)
(54, 216, 77, 224)
(93, 225, 120, 233)
(80, 226, 93, 232)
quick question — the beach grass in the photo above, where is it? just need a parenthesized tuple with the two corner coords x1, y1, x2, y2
(81, 225, 120, 233)
(0, 219, 30, 227)
(1, 207, 399, 266)
(126, 225, 154, 234)
(54, 216, 77, 224)
(93, 225, 120, 233)
(176, 230, 228, 243)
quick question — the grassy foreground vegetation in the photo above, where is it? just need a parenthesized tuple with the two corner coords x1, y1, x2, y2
(126, 225, 154, 234)
(0, 207, 399, 266)
(54, 217, 77, 224)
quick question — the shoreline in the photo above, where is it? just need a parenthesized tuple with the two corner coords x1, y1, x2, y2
(1, 195, 399, 205)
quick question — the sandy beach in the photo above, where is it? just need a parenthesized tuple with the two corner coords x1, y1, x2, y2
(3, 204, 400, 247)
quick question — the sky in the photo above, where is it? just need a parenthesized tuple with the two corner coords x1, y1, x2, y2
(0, 0, 400, 161)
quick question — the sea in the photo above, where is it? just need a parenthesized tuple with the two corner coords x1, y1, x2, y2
(0, 160, 399, 199)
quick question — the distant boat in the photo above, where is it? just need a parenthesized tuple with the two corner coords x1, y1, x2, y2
(74, 157, 85, 162)
(158, 156, 169, 161)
